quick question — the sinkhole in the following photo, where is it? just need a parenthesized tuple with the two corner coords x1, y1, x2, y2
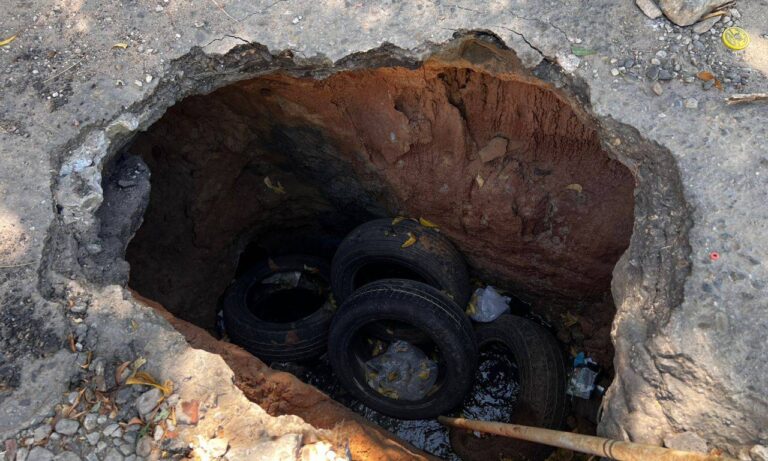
(105, 42, 636, 460)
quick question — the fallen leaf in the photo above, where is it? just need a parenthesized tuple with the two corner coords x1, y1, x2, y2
(475, 174, 485, 188)
(68, 334, 76, 352)
(264, 176, 285, 194)
(697, 71, 723, 90)
(126, 417, 143, 426)
(401, 232, 417, 248)
(0, 35, 17, 47)
(115, 361, 131, 384)
(125, 371, 173, 396)
(562, 311, 579, 328)
(571, 45, 596, 57)
(418, 217, 438, 229)
(131, 356, 147, 371)
(391, 216, 406, 225)
(112, 42, 128, 49)
(565, 183, 583, 193)
(79, 351, 93, 369)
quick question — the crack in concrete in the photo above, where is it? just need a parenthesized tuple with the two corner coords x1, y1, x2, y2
(498, 26, 546, 59)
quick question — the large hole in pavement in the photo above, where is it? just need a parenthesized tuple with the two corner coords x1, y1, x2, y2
(116, 53, 635, 458)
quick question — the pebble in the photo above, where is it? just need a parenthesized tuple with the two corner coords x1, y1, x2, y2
(103, 448, 124, 461)
(684, 98, 699, 109)
(96, 415, 107, 425)
(102, 423, 120, 437)
(646, 65, 660, 80)
(652, 82, 664, 96)
(152, 425, 164, 442)
(135, 437, 152, 458)
(96, 441, 107, 453)
(651, 57, 661, 65)
(27, 447, 54, 461)
(206, 438, 229, 458)
(83, 414, 98, 431)
(33, 424, 52, 442)
(692, 16, 721, 34)
(54, 419, 79, 436)
(730, 8, 741, 19)
(154, 5, 163, 11)
(658, 69, 673, 80)
(145, 75, 152, 83)
(86, 432, 101, 446)
(610, 68, 620, 76)
(53, 452, 81, 461)
(118, 443, 134, 456)
(655, 50, 668, 59)
(635, 0, 663, 19)
(624, 59, 635, 68)
(135, 388, 162, 416)
(703, 79, 715, 90)
(16, 448, 29, 461)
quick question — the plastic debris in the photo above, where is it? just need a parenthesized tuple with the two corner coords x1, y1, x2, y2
(567, 352, 599, 399)
(262, 270, 302, 287)
(365, 340, 438, 401)
(466, 286, 511, 323)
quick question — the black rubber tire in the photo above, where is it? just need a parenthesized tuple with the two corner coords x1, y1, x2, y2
(331, 218, 471, 307)
(223, 255, 334, 363)
(328, 279, 478, 419)
(449, 315, 568, 461)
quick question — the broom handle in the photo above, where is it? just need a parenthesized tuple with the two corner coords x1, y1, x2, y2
(437, 417, 735, 461)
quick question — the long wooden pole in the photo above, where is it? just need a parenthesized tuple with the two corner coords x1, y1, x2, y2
(438, 416, 736, 461)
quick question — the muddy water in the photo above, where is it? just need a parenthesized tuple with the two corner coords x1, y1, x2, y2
(282, 349, 519, 459)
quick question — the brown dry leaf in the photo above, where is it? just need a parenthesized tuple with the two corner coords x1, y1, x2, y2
(418, 217, 438, 229)
(263, 176, 285, 194)
(0, 35, 17, 47)
(701, 10, 726, 19)
(125, 371, 173, 396)
(391, 216, 406, 225)
(475, 174, 485, 188)
(401, 232, 417, 248)
(79, 351, 93, 369)
(126, 417, 143, 426)
(115, 361, 131, 384)
(697, 71, 723, 90)
(565, 183, 583, 193)
(131, 356, 147, 371)
(112, 43, 128, 49)
(67, 334, 76, 352)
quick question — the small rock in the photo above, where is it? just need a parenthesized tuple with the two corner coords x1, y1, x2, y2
(205, 438, 229, 458)
(646, 65, 661, 80)
(122, 432, 137, 446)
(703, 79, 715, 90)
(145, 75, 153, 83)
(83, 414, 98, 431)
(624, 58, 635, 68)
(692, 15, 721, 34)
(652, 82, 664, 95)
(27, 447, 54, 461)
(16, 447, 29, 461)
(658, 69, 674, 80)
(86, 432, 100, 446)
(651, 57, 662, 65)
(657, 0, 731, 26)
(664, 431, 708, 453)
(96, 441, 107, 453)
(152, 425, 164, 442)
(656, 50, 668, 58)
(478, 137, 508, 163)
(751, 445, 768, 461)
(730, 8, 740, 19)
(154, 5, 163, 11)
(684, 98, 699, 109)
(610, 68, 620, 76)
(135, 437, 152, 458)
(102, 424, 120, 437)
(54, 419, 79, 436)
(103, 448, 123, 461)
(96, 416, 107, 425)
(635, 0, 663, 19)
(118, 443, 133, 456)
(33, 424, 52, 442)
(135, 388, 162, 416)
(53, 452, 81, 461)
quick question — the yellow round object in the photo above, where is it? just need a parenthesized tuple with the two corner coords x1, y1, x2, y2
(722, 27, 750, 50)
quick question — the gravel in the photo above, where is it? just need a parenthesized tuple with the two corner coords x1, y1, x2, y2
(135, 388, 162, 416)
(54, 420, 79, 436)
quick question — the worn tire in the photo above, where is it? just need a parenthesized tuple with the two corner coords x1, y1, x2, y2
(331, 218, 471, 307)
(328, 279, 478, 419)
(223, 255, 333, 362)
(449, 315, 567, 461)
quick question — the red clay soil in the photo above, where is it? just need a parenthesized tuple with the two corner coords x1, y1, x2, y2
(130, 291, 436, 461)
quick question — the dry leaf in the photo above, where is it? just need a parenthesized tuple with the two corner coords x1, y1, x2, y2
(565, 183, 583, 193)
(391, 216, 406, 225)
(79, 351, 93, 369)
(475, 174, 485, 188)
(125, 371, 173, 396)
(0, 35, 17, 47)
(401, 232, 417, 248)
(115, 361, 131, 384)
(264, 176, 285, 194)
(131, 356, 147, 371)
(126, 417, 143, 426)
(562, 311, 579, 328)
(418, 217, 438, 229)
(697, 71, 723, 90)
(112, 42, 128, 49)
(68, 334, 76, 352)
(726, 93, 768, 105)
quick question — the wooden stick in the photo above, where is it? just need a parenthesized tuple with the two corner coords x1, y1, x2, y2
(438, 416, 735, 461)
(726, 93, 768, 105)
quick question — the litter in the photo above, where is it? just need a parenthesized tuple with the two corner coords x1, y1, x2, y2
(466, 286, 511, 323)
(566, 352, 600, 399)
(365, 340, 438, 401)
(262, 270, 302, 287)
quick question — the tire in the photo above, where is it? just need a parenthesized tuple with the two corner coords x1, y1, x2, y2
(328, 279, 478, 419)
(223, 255, 334, 362)
(449, 315, 567, 461)
(331, 218, 471, 307)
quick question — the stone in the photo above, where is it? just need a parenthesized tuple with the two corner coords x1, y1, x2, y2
(53, 452, 81, 461)
(658, 69, 674, 80)
(635, 0, 663, 18)
(114, 387, 133, 405)
(611, 68, 620, 76)
(205, 438, 228, 458)
(82, 414, 97, 432)
(652, 82, 664, 95)
(684, 98, 699, 109)
(32, 424, 52, 442)
(664, 431, 708, 453)
(692, 15, 721, 34)
(54, 419, 79, 436)
(117, 443, 134, 456)
(751, 445, 768, 461)
(102, 424, 120, 437)
(135, 437, 152, 458)
(646, 65, 661, 80)
(85, 432, 100, 446)
(103, 448, 123, 461)
(26, 447, 54, 461)
(15, 447, 29, 461)
(477, 137, 508, 163)
(658, 0, 731, 25)
(730, 8, 740, 19)
(152, 425, 163, 442)
(135, 388, 162, 416)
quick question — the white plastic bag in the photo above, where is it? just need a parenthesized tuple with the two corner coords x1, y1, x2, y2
(364, 340, 438, 401)
(467, 286, 511, 322)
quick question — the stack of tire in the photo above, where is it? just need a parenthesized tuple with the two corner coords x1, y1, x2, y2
(222, 218, 566, 460)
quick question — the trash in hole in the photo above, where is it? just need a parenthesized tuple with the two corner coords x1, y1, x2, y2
(365, 339, 438, 401)
(566, 352, 600, 399)
(466, 286, 511, 323)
